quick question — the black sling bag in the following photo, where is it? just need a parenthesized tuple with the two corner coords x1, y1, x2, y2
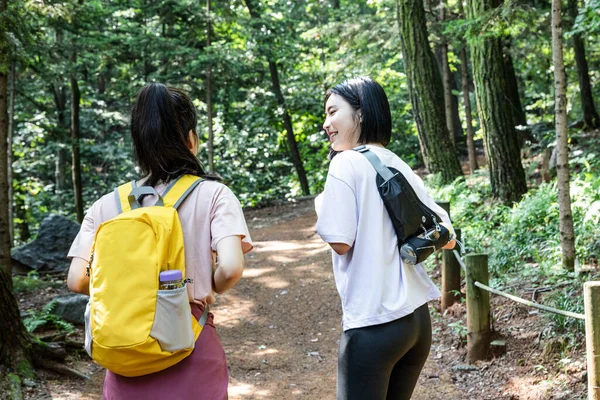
(353, 145, 451, 264)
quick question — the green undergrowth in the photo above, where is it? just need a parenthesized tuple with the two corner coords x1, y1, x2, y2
(12, 271, 62, 294)
(428, 139, 600, 278)
(427, 131, 599, 345)
(23, 300, 74, 335)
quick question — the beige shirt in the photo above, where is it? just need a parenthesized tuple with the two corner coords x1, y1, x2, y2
(68, 179, 253, 305)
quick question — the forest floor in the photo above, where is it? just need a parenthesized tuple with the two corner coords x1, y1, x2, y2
(14, 197, 589, 400)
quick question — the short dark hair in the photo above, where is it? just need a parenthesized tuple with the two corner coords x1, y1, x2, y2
(325, 76, 392, 147)
(131, 83, 205, 187)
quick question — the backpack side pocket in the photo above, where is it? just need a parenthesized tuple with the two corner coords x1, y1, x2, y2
(84, 301, 93, 357)
(151, 287, 195, 352)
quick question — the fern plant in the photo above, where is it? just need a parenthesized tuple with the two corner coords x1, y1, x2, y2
(23, 300, 74, 334)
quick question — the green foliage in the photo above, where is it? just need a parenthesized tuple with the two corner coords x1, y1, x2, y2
(428, 131, 600, 275)
(448, 320, 467, 341)
(23, 300, 74, 334)
(12, 271, 60, 294)
(544, 287, 585, 332)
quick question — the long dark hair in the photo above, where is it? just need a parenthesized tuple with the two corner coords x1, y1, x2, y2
(325, 76, 392, 147)
(131, 83, 205, 187)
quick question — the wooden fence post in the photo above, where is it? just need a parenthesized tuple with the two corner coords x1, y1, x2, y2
(465, 253, 490, 363)
(442, 228, 462, 311)
(584, 282, 600, 400)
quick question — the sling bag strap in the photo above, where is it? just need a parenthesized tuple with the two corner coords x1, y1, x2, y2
(353, 145, 398, 185)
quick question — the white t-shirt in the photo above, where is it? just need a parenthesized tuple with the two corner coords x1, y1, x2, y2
(316, 145, 447, 331)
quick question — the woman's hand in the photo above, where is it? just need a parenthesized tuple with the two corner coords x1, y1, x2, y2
(441, 239, 456, 250)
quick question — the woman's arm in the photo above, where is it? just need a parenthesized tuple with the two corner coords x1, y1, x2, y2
(67, 257, 90, 295)
(213, 235, 244, 294)
(329, 242, 351, 255)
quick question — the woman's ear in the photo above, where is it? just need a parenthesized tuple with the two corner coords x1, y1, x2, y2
(187, 130, 199, 155)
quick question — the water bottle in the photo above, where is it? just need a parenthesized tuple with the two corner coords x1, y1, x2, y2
(159, 270, 185, 290)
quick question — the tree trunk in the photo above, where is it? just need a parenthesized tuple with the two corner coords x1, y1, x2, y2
(450, 71, 464, 144)
(466, 0, 527, 204)
(206, 0, 214, 174)
(244, 0, 310, 195)
(396, 0, 463, 184)
(567, 0, 600, 129)
(52, 81, 68, 211)
(503, 51, 527, 128)
(439, 0, 455, 146)
(551, 0, 576, 271)
(268, 61, 310, 195)
(0, 22, 12, 278)
(8, 59, 15, 245)
(15, 193, 29, 243)
(459, 47, 478, 173)
(70, 71, 84, 223)
(0, 267, 34, 395)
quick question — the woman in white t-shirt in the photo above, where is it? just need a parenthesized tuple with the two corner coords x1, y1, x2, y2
(316, 77, 455, 400)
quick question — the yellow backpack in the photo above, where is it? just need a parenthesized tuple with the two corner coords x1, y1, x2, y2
(84, 175, 206, 377)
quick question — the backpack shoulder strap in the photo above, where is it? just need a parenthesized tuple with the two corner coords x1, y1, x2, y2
(114, 180, 136, 214)
(162, 175, 204, 209)
(353, 145, 397, 183)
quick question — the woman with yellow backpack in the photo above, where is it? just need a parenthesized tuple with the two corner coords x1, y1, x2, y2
(67, 83, 253, 399)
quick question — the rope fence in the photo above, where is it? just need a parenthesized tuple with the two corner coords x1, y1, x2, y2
(451, 250, 585, 320)
(438, 246, 600, 399)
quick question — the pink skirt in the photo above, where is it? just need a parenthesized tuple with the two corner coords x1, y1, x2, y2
(103, 304, 228, 400)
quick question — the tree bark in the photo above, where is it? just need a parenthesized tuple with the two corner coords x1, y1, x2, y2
(457, 0, 477, 173)
(567, 0, 600, 129)
(551, 0, 576, 271)
(8, 59, 15, 245)
(396, 0, 463, 184)
(244, 0, 310, 195)
(459, 47, 478, 173)
(206, 0, 214, 174)
(15, 192, 29, 243)
(466, 0, 527, 204)
(70, 71, 83, 223)
(0, 6, 11, 277)
(439, 0, 455, 146)
(52, 81, 68, 211)
(0, 268, 34, 396)
(503, 51, 527, 128)
(0, 0, 34, 387)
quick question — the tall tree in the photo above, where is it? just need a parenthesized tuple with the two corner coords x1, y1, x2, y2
(466, 0, 527, 204)
(243, 0, 310, 195)
(0, 0, 11, 277)
(206, 0, 214, 174)
(567, 0, 600, 129)
(70, 0, 84, 222)
(70, 67, 83, 223)
(8, 59, 15, 244)
(0, 0, 34, 393)
(396, 0, 462, 184)
(457, 0, 478, 173)
(503, 51, 527, 128)
(439, 0, 455, 146)
(551, 0, 576, 271)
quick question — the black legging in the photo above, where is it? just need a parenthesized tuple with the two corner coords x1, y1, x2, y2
(337, 303, 432, 400)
